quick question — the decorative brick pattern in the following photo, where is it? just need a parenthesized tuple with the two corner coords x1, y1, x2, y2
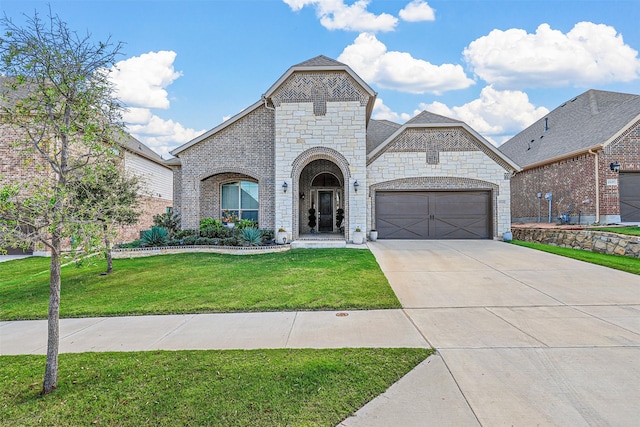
(271, 72, 369, 108)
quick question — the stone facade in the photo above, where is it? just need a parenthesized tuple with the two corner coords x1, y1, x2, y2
(367, 128, 512, 238)
(513, 227, 640, 258)
(510, 114, 640, 224)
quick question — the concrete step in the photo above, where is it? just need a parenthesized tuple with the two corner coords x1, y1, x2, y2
(290, 240, 347, 249)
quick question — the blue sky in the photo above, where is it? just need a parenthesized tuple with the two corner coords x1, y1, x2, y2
(3, 0, 640, 157)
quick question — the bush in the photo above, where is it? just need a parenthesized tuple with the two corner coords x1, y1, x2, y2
(200, 217, 223, 231)
(195, 237, 218, 245)
(153, 212, 181, 237)
(236, 219, 258, 230)
(260, 229, 275, 242)
(201, 225, 232, 239)
(117, 239, 143, 249)
(141, 226, 169, 247)
(174, 229, 196, 239)
(240, 227, 263, 246)
(182, 235, 197, 245)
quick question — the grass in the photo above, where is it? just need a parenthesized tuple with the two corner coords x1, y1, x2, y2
(0, 348, 433, 426)
(511, 240, 640, 275)
(0, 249, 401, 320)
(589, 226, 640, 236)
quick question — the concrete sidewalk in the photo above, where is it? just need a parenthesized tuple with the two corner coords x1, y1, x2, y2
(2, 240, 640, 426)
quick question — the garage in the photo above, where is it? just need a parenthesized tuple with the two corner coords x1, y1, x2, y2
(619, 172, 640, 222)
(375, 191, 491, 239)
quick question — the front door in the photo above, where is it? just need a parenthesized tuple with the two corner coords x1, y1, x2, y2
(318, 191, 333, 232)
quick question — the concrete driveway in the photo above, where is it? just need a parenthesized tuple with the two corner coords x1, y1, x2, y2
(367, 239, 640, 426)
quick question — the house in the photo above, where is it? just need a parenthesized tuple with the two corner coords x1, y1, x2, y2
(499, 90, 640, 224)
(0, 125, 172, 253)
(169, 55, 519, 242)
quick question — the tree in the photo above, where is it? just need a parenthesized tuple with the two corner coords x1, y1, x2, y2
(68, 163, 142, 274)
(0, 9, 125, 394)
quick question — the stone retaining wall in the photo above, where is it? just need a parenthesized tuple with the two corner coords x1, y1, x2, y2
(112, 245, 290, 258)
(512, 228, 640, 258)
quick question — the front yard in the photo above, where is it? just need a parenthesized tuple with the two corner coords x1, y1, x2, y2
(0, 249, 401, 320)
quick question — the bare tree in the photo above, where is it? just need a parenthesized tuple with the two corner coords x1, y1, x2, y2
(0, 9, 125, 394)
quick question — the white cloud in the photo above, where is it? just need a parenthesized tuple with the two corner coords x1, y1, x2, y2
(339, 33, 474, 94)
(464, 22, 640, 89)
(372, 98, 412, 122)
(399, 0, 435, 22)
(283, 0, 397, 32)
(110, 51, 182, 108)
(418, 86, 549, 144)
(110, 51, 205, 157)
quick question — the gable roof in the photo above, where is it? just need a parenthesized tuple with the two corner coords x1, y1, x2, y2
(499, 89, 640, 168)
(293, 55, 346, 67)
(120, 134, 169, 168)
(368, 110, 520, 172)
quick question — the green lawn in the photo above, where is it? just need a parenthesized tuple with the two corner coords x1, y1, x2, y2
(511, 240, 640, 275)
(589, 226, 640, 236)
(0, 249, 401, 320)
(0, 348, 432, 426)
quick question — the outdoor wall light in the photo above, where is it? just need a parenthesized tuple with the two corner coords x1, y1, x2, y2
(610, 161, 620, 172)
(300, 192, 305, 200)
(353, 180, 360, 192)
(282, 181, 288, 192)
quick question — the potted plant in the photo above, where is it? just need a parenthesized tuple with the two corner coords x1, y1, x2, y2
(369, 229, 378, 242)
(308, 207, 317, 234)
(222, 210, 238, 228)
(502, 230, 513, 242)
(352, 227, 364, 244)
(336, 208, 344, 233)
(277, 227, 288, 244)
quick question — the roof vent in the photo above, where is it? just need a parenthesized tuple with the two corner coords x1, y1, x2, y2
(544, 118, 549, 131)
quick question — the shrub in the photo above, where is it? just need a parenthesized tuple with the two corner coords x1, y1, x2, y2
(201, 225, 232, 239)
(195, 237, 218, 245)
(260, 229, 275, 242)
(174, 229, 197, 239)
(240, 227, 263, 246)
(237, 219, 258, 229)
(117, 239, 143, 249)
(153, 212, 181, 237)
(182, 235, 197, 245)
(141, 226, 169, 247)
(200, 217, 223, 231)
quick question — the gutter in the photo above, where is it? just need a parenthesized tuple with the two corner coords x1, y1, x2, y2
(588, 149, 600, 224)
(518, 145, 602, 172)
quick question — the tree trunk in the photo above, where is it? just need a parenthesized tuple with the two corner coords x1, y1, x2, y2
(42, 232, 61, 395)
(104, 222, 112, 274)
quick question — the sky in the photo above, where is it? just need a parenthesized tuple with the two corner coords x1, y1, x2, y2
(2, 0, 640, 158)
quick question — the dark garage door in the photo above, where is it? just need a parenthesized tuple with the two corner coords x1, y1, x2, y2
(375, 191, 491, 239)
(620, 172, 640, 222)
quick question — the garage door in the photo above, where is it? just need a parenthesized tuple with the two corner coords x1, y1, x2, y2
(375, 191, 491, 239)
(620, 172, 640, 222)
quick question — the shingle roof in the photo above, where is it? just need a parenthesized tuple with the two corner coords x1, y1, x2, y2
(499, 89, 640, 168)
(406, 110, 463, 125)
(366, 119, 401, 154)
(293, 55, 347, 68)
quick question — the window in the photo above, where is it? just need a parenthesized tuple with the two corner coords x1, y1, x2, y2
(221, 181, 258, 222)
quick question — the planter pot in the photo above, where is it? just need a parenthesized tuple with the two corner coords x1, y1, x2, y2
(276, 231, 288, 245)
(502, 231, 513, 242)
(225, 222, 235, 229)
(369, 230, 378, 242)
(352, 231, 364, 245)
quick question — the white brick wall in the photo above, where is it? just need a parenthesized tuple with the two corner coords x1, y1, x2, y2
(367, 150, 512, 238)
(275, 101, 367, 240)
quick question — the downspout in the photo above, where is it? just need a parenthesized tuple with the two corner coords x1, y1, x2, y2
(588, 149, 600, 224)
(262, 95, 275, 111)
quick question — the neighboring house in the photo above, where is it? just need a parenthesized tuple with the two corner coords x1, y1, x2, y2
(0, 124, 172, 252)
(169, 55, 519, 242)
(499, 90, 640, 224)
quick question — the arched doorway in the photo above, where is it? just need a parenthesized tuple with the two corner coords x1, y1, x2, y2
(298, 160, 344, 235)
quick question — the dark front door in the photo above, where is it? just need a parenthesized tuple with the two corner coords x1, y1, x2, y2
(376, 191, 491, 239)
(620, 172, 640, 222)
(318, 191, 333, 232)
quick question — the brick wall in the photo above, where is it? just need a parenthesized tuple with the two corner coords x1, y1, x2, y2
(176, 105, 276, 230)
(116, 195, 172, 243)
(510, 119, 640, 224)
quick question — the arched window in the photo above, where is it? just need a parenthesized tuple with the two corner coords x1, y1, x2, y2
(221, 181, 258, 222)
(312, 173, 341, 187)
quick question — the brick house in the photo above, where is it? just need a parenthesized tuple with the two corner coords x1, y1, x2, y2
(0, 126, 173, 253)
(499, 90, 640, 224)
(169, 56, 519, 242)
